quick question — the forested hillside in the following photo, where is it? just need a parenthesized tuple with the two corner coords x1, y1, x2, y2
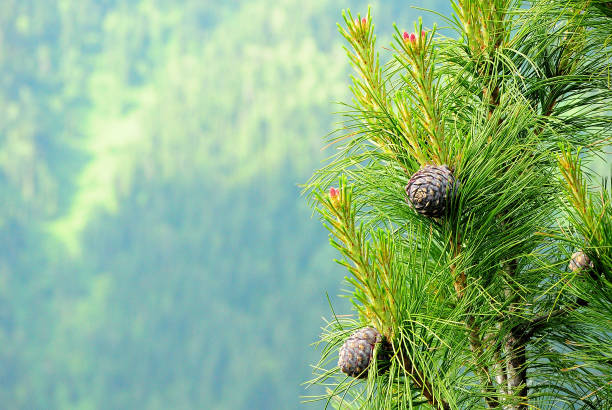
(0, 1, 469, 408)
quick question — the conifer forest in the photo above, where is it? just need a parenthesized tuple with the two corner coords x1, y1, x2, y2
(0, 0, 610, 409)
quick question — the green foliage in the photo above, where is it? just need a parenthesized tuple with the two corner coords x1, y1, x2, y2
(306, 1, 612, 408)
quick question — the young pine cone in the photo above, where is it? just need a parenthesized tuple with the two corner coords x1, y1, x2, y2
(338, 327, 384, 378)
(405, 165, 456, 218)
(569, 251, 594, 273)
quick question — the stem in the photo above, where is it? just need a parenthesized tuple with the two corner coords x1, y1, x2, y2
(502, 260, 527, 410)
(496, 90, 560, 408)
(492, 328, 508, 397)
(498, 82, 562, 409)
(484, 83, 501, 121)
(504, 329, 527, 410)
(516, 307, 574, 341)
(467, 316, 500, 408)
(467, 9, 525, 402)
(451, 236, 499, 408)
(397, 347, 451, 410)
(504, 293, 580, 408)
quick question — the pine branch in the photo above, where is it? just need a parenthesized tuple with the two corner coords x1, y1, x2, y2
(515, 306, 574, 342)
(454, 3, 530, 407)
(306, 3, 612, 408)
(502, 261, 528, 410)
(449, 234, 499, 408)
(338, 10, 412, 166)
(394, 23, 448, 164)
(493, 10, 601, 400)
(317, 182, 459, 408)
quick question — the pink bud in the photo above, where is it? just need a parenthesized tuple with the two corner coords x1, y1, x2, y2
(329, 187, 340, 200)
(421, 30, 426, 38)
(403, 31, 410, 40)
(361, 17, 367, 25)
(409, 33, 416, 43)
(355, 18, 359, 26)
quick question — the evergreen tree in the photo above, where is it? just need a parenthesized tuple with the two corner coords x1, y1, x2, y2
(305, 1, 612, 408)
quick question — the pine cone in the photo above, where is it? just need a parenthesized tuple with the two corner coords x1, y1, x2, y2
(338, 327, 384, 378)
(405, 165, 456, 218)
(569, 251, 594, 272)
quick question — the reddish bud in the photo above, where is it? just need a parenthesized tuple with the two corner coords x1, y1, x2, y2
(329, 187, 340, 200)
(361, 17, 367, 25)
(421, 30, 426, 38)
(409, 33, 416, 43)
(403, 31, 410, 40)
(355, 18, 359, 26)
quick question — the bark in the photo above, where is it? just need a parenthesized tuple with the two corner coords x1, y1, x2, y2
(504, 330, 527, 410)
(502, 260, 527, 410)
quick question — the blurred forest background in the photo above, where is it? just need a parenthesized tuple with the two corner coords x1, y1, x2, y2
(0, 0, 453, 408)
(0, 0, 607, 409)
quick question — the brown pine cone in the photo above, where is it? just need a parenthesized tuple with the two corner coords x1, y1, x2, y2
(405, 165, 456, 218)
(569, 251, 594, 272)
(338, 327, 384, 378)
